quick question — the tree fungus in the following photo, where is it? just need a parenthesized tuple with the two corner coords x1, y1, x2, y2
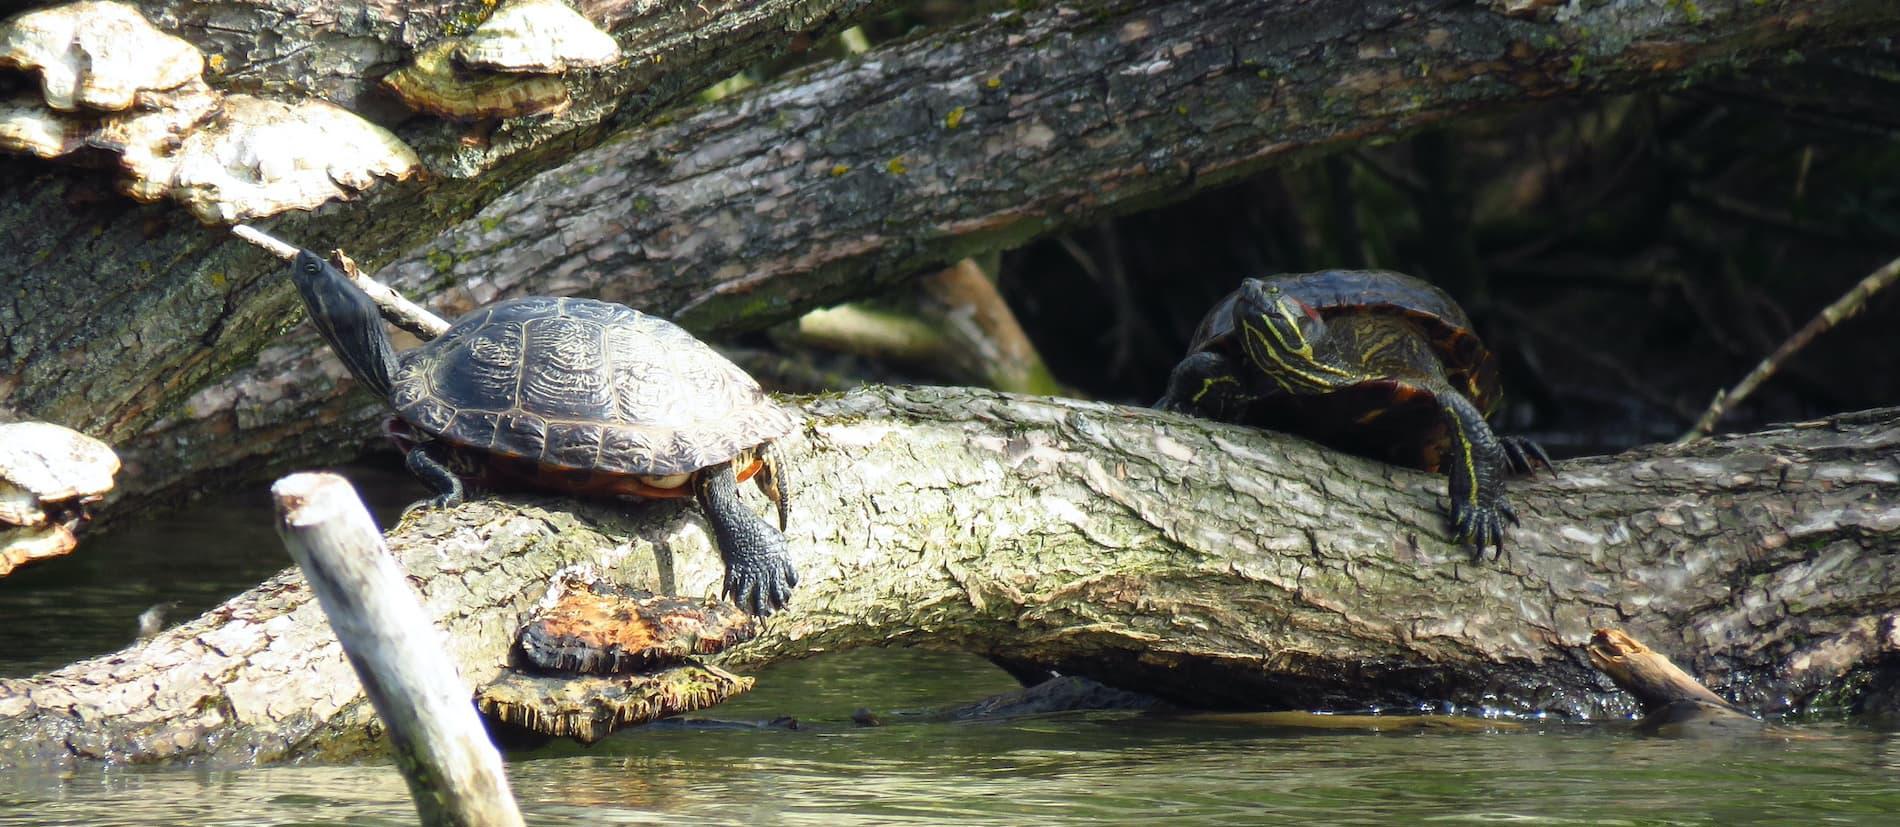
(383, 0, 620, 120)
(0, 1, 203, 112)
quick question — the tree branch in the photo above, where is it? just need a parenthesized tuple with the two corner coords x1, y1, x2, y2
(4, 387, 1896, 768)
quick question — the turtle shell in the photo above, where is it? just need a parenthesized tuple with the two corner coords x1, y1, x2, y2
(1190, 269, 1499, 414)
(1188, 270, 1500, 473)
(1277, 269, 1497, 413)
(388, 297, 797, 476)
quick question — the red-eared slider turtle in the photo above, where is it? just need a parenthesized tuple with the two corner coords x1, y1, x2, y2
(288, 251, 798, 614)
(1156, 270, 1550, 557)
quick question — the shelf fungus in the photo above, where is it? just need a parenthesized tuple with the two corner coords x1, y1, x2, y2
(90, 81, 222, 202)
(0, 94, 90, 157)
(455, 0, 621, 74)
(382, 38, 573, 120)
(152, 95, 422, 224)
(383, 0, 619, 120)
(475, 576, 757, 744)
(0, 1, 204, 112)
(0, 422, 119, 578)
(0, 3, 416, 223)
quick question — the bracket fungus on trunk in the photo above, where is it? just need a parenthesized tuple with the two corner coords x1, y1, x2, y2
(159, 95, 422, 224)
(455, 0, 621, 74)
(0, 1, 202, 113)
(0, 1, 419, 224)
(0, 422, 119, 578)
(382, 39, 575, 121)
(0, 94, 89, 157)
(383, 0, 619, 121)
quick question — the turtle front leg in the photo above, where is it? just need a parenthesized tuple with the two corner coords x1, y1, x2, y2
(403, 441, 465, 512)
(1156, 351, 1254, 422)
(1439, 393, 1517, 560)
(750, 442, 791, 532)
(695, 460, 798, 616)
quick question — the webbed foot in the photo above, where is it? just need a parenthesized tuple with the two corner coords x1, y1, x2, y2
(403, 440, 465, 516)
(1156, 350, 1253, 421)
(399, 490, 463, 520)
(1439, 394, 1522, 561)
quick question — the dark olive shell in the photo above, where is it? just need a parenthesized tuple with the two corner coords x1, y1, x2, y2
(388, 297, 797, 476)
(1183, 269, 1502, 473)
(1187, 269, 1499, 414)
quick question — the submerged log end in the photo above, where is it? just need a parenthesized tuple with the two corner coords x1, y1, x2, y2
(476, 664, 754, 744)
(518, 578, 759, 675)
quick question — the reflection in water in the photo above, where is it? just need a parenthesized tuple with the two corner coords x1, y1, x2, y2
(4, 710, 1900, 825)
(5, 473, 1900, 824)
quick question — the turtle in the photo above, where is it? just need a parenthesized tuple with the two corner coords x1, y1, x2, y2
(1155, 269, 1550, 557)
(287, 250, 799, 615)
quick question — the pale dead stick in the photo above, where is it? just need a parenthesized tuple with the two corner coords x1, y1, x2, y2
(273, 472, 525, 827)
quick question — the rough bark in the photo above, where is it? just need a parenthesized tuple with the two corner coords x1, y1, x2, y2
(2, 386, 1895, 768)
(6, 0, 1898, 510)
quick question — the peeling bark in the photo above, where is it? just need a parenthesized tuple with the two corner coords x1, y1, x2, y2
(3, 387, 1896, 768)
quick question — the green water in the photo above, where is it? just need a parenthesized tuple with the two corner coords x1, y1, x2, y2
(4, 480, 1900, 825)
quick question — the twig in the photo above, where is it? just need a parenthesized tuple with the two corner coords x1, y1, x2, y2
(232, 225, 451, 340)
(272, 472, 525, 827)
(1681, 254, 1900, 442)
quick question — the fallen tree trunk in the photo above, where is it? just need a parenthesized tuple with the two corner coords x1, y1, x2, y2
(3, 386, 1896, 768)
(9, 0, 1899, 508)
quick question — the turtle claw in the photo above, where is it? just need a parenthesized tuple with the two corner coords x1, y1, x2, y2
(723, 552, 798, 617)
(1500, 435, 1556, 478)
(1449, 495, 1512, 562)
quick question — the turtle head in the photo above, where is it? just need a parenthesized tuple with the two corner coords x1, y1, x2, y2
(288, 249, 400, 401)
(1234, 278, 1350, 392)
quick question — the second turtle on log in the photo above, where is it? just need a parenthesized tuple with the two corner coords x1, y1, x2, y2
(285, 249, 800, 615)
(1157, 270, 1551, 556)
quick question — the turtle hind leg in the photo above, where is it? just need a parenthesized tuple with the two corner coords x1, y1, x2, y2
(751, 442, 791, 532)
(403, 441, 464, 512)
(1156, 351, 1252, 422)
(696, 460, 798, 616)
(1500, 435, 1556, 477)
(1439, 393, 1516, 561)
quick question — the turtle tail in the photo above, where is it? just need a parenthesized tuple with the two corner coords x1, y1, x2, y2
(288, 250, 399, 400)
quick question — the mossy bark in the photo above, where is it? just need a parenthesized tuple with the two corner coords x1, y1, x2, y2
(4, 0, 1896, 514)
(3, 387, 1896, 768)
